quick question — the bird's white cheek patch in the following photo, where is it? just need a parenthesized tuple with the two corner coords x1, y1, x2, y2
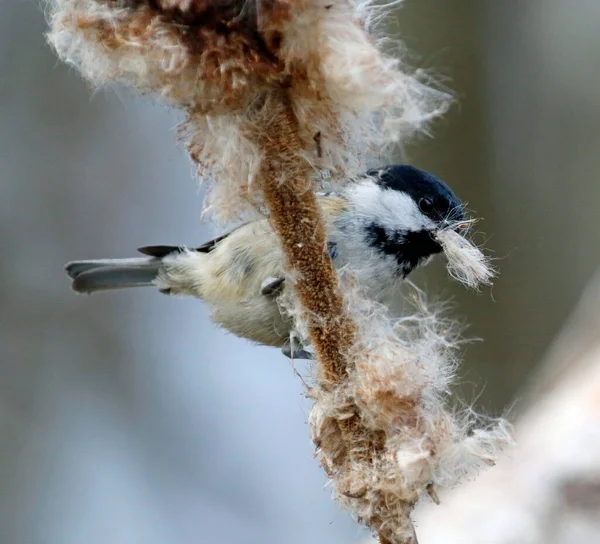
(435, 229, 495, 289)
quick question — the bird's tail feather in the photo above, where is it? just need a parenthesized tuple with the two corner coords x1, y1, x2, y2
(65, 258, 161, 293)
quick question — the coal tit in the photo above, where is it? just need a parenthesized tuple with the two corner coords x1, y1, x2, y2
(65, 165, 465, 358)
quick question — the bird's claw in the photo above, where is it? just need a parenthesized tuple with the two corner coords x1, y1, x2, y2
(282, 340, 313, 360)
(260, 276, 285, 296)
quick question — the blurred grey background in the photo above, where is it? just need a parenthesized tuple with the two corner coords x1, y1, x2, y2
(1, 1, 599, 543)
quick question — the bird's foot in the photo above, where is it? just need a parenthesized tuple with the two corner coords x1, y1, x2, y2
(282, 339, 313, 360)
(261, 276, 285, 296)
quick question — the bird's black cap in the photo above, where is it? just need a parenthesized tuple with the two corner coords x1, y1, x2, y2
(367, 164, 464, 223)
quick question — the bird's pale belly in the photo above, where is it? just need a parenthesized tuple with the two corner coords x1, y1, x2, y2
(209, 294, 292, 347)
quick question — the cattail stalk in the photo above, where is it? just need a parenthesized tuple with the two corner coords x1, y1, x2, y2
(248, 93, 355, 383)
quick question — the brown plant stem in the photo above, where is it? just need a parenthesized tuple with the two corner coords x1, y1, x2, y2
(251, 91, 355, 384)
(251, 89, 419, 543)
(251, 88, 366, 480)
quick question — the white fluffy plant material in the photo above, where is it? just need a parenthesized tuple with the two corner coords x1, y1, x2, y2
(47, 0, 449, 221)
(46, 1, 511, 542)
(293, 273, 511, 542)
(436, 226, 495, 290)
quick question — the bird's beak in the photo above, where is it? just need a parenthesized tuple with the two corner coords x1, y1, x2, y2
(439, 219, 472, 233)
(454, 221, 471, 231)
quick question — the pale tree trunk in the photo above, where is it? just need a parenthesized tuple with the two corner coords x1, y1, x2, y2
(413, 269, 600, 544)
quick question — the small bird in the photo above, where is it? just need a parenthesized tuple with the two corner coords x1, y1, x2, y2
(66, 165, 466, 358)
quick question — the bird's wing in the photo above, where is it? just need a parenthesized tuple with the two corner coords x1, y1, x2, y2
(138, 193, 345, 268)
(137, 227, 246, 258)
(137, 245, 183, 258)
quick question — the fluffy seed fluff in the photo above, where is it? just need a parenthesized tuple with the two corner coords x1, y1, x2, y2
(46, 1, 511, 542)
(436, 225, 495, 290)
(46, 0, 450, 222)
(282, 272, 511, 542)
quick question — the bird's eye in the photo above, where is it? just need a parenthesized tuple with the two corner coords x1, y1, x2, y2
(418, 198, 434, 215)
